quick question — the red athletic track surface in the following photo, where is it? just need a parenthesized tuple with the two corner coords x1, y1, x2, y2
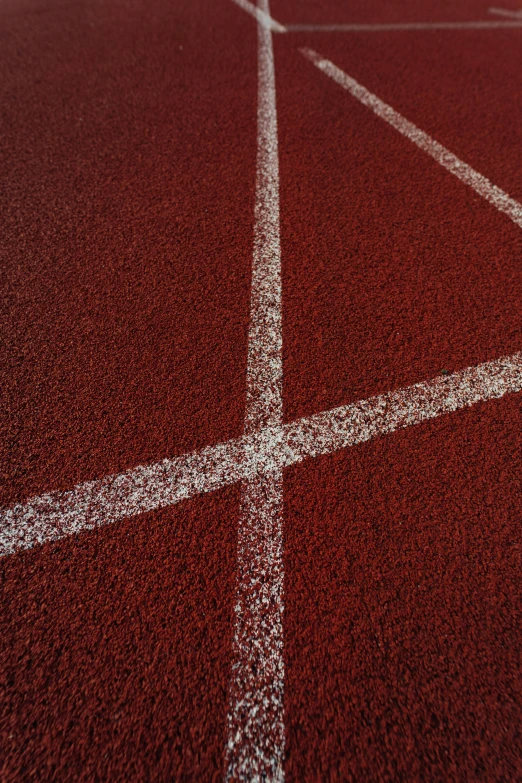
(278, 33, 522, 421)
(1, 0, 257, 507)
(2, 0, 522, 780)
(274, 0, 522, 24)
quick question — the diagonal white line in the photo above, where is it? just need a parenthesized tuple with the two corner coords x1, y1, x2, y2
(229, 0, 287, 32)
(0, 436, 250, 558)
(301, 48, 522, 230)
(3, 352, 522, 559)
(285, 353, 522, 459)
(287, 20, 522, 31)
(489, 6, 522, 18)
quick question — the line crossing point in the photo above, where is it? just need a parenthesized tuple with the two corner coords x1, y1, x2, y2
(225, 0, 285, 779)
(3, 352, 522, 559)
(230, 0, 286, 32)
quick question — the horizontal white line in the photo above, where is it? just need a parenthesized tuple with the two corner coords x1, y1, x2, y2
(229, 0, 287, 32)
(286, 20, 522, 31)
(301, 48, 522, 229)
(2, 352, 522, 558)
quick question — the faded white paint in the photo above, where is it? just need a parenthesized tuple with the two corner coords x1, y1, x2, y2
(287, 20, 522, 30)
(489, 6, 522, 19)
(230, 0, 286, 32)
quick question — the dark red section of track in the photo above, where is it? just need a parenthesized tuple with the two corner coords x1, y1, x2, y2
(285, 395, 522, 781)
(1, 487, 238, 781)
(0, 0, 257, 507)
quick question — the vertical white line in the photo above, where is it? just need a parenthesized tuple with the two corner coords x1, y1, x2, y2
(225, 0, 285, 780)
(243, 0, 283, 436)
(226, 471, 285, 782)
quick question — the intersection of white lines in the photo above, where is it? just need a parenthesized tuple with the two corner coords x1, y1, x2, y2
(2, 2, 522, 781)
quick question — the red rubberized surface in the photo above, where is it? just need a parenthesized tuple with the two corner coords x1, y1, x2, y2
(272, 0, 520, 24)
(2, 0, 522, 779)
(0, 0, 257, 507)
(2, 487, 238, 781)
(303, 30, 522, 200)
(277, 38, 522, 423)
(284, 395, 522, 780)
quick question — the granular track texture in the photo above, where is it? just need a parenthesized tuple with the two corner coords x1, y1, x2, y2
(2, 0, 522, 779)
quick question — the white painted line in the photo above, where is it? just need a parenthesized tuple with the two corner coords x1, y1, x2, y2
(225, 0, 285, 779)
(3, 352, 522, 559)
(286, 352, 522, 461)
(301, 48, 522, 230)
(243, 3, 283, 435)
(489, 7, 522, 18)
(287, 20, 522, 31)
(229, 0, 287, 33)
(0, 436, 251, 558)
(225, 470, 285, 783)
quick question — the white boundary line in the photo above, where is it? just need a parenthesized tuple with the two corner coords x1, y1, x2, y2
(225, 0, 285, 779)
(301, 48, 522, 230)
(286, 20, 522, 31)
(228, 0, 522, 33)
(243, 2, 283, 436)
(226, 469, 285, 782)
(3, 352, 522, 559)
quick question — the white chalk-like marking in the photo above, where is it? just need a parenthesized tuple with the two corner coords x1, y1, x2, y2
(242, 8, 283, 434)
(0, 437, 249, 558)
(3, 352, 522, 559)
(285, 352, 522, 461)
(229, 0, 286, 32)
(225, 470, 285, 783)
(225, 0, 285, 779)
(286, 20, 522, 31)
(301, 48, 522, 229)
(489, 7, 522, 18)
